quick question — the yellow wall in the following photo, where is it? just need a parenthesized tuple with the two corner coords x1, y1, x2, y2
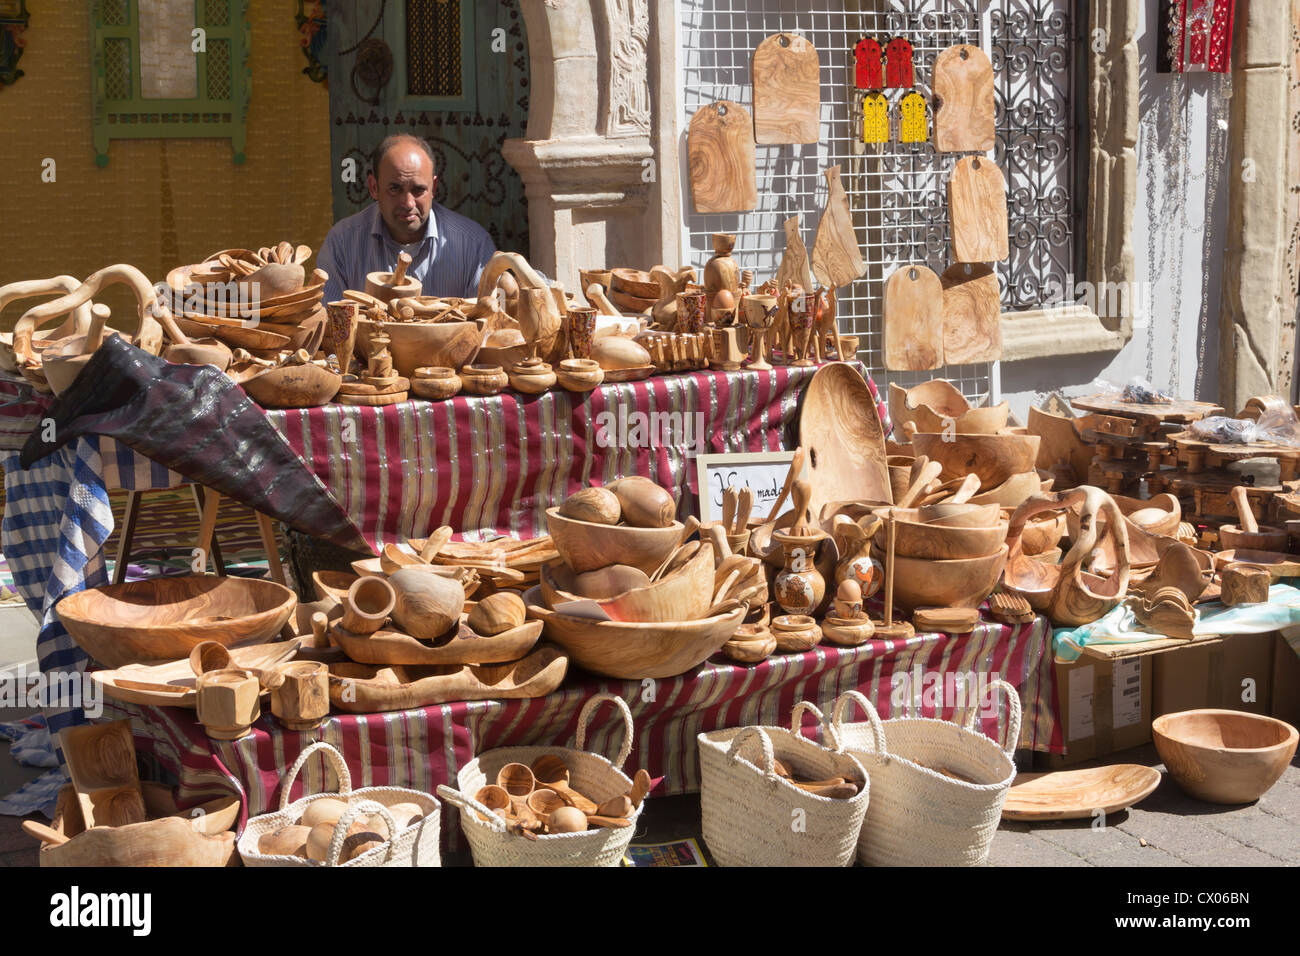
(0, 4, 333, 330)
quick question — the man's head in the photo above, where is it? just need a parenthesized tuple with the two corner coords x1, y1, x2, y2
(368, 135, 438, 244)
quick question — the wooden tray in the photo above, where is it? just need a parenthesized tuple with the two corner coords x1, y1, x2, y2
(90, 639, 304, 708)
(1002, 765, 1162, 821)
(326, 645, 568, 714)
(1070, 394, 1224, 424)
(329, 619, 543, 667)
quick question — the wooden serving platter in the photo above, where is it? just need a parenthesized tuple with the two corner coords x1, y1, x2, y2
(330, 619, 543, 667)
(884, 264, 943, 371)
(753, 33, 820, 144)
(1002, 765, 1162, 821)
(940, 262, 1001, 364)
(688, 101, 758, 213)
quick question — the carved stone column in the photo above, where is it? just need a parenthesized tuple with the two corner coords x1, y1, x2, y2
(504, 0, 682, 294)
(1217, 0, 1294, 410)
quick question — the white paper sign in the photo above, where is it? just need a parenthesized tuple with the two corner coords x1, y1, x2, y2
(694, 451, 807, 524)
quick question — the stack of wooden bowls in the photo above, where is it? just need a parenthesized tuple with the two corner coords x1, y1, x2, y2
(908, 431, 1045, 510)
(166, 244, 328, 359)
(869, 503, 1009, 613)
(524, 481, 746, 678)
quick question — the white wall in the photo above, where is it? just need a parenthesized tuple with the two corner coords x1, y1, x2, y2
(1000, 0, 1230, 422)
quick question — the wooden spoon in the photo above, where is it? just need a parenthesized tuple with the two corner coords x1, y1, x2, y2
(767, 446, 806, 522)
(897, 458, 944, 508)
(735, 486, 755, 534)
(496, 763, 536, 799)
(948, 473, 982, 504)
(592, 794, 633, 818)
(530, 755, 598, 813)
(629, 769, 652, 808)
(418, 526, 454, 562)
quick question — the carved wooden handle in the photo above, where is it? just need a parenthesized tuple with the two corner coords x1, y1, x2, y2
(391, 252, 412, 286)
(1231, 486, 1258, 533)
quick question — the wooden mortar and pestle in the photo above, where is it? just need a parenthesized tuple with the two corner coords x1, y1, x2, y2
(365, 251, 422, 305)
(1219, 486, 1287, 552)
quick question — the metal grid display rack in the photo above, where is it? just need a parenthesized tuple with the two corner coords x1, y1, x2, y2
(678, 0, 1080, 408)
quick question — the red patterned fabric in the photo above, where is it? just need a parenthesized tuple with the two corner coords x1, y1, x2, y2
(108, 616, 1059, 831)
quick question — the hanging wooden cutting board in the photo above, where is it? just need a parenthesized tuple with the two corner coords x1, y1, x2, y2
(941, 262, 1002, 364)
(811, 166, 866, 290)
(775, 216, 813, 293)
(932, 44, 995, 152)
(688, 101, 758, 214)
(884, 264, 943, 371)
(948, 156, 1009, 262)
(752, 33, 821, 144)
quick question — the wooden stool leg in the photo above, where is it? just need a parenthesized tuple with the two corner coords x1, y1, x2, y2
(257, 511, 288, 587)
(113, 490, 143, 586)
(191, 485, 227, 576)
(194, 487, 222, 575)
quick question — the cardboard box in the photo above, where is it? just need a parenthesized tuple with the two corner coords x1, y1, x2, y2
(1152, 632, 1275, 718)
(1272, 631, 1300, 728)
(1044, 654, 1151, 767)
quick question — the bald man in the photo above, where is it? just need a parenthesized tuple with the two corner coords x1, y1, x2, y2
(317, 134, 497, 304)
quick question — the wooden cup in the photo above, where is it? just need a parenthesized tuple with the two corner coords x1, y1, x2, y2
(1221, 563, 1270, 606)
(343, 575, 396, 634)
(324, 300, 360, 372)
(268, 660, 330, 731)
(196, 668, 260, 741)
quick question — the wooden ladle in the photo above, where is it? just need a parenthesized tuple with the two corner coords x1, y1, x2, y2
(189, 640, 232, 676)
(530, 755, 598, 813)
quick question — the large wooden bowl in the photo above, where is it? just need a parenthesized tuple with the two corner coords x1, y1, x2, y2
(539, 542, 713, 622)
(870, 544, 1008, 612)
(798, 362, 891, 516)
(872, 515, 1007, 561)
(239, 363, 341, 409)
(1153, 710, 1298, 804)
(544, 507, 684, 576)
(525, 587, 745, 679)
(56, 575, 297, 668)
(355, 316, 483, 377)
(909, 432, 1041, 488)
(889, 381, 1009, 434)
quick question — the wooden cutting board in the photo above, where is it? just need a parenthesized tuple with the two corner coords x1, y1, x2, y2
(752, 33, 820, 144)
(775, 216, 813, 293)
(884, 264, 943, 371)
(941, 262, 1002, 364)
(811, 166, 866, 289)
(933, 44, 995, 152)
(949, 156, 1009, 262)
(688, 101, 758, 213)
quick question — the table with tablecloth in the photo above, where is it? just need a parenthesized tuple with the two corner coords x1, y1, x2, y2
(104, 615, 1059, 831)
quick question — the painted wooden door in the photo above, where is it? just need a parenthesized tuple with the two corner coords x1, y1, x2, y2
(324, 0, 531, 254)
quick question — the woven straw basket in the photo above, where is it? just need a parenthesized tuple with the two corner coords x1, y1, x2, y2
(238, 742, 442, 867)
(698, 701, 869, 867)
(831, 680, 1021, 867)
(437, 692, 642, 867)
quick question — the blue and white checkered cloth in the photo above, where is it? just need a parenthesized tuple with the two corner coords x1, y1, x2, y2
(0, 435, 179, 814)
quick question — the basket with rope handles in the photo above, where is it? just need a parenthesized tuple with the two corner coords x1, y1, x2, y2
(437, 692, 644, 867)
(697, 701, 870, 867)
(830, 680, 1020, 867)
(237, 741, 441, 867)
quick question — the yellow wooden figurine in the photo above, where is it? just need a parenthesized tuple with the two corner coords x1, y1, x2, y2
(862, 92, 889, 144)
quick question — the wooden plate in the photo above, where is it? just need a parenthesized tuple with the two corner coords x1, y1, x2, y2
(1001, 765, 1162, 821)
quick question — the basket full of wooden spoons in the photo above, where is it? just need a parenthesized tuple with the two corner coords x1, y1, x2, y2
(437, 692, 649, 866)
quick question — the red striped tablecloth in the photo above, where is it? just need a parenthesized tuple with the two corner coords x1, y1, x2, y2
(107, 616, 1059, 832)
(270, 363, 885, 547)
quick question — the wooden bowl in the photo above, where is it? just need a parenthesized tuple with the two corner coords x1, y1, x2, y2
(539, 542, 713, 622)
(545, 507, 684, 576)
(610, 268, 661, 300)
(872, 515, 1007, 561)
(56, 575, 297, 668)
(966, 471, 1044, 508)
(1019, 511, 1067, 556)
(524, 588, 745, 679)
(1153, 709, 1298, 804)
(410, 366, 462, 401)
(355, 316, 482, 377)
(239, 363, 341, 409)
(870, 544, 1008, 612)
(909, 432, 1041, 488)
(890, 381, 1009, 434)
(915, 502, 1003, 528)
(1218, 525, 1289, 552)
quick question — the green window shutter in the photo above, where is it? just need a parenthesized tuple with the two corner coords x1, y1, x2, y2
(91, 0, 250, 166)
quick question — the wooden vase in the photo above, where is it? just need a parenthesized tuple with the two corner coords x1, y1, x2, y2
(771, 529, 827, 616)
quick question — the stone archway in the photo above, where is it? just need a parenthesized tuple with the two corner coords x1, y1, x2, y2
(503, 0, 682, 291)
